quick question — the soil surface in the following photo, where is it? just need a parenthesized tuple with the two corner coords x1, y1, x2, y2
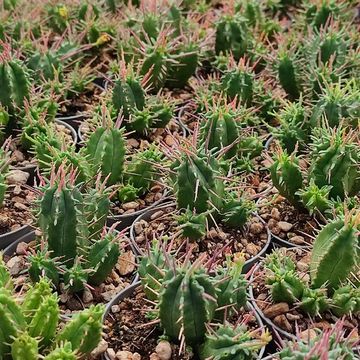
(0, 185, 35, 237)
(132, 205, 269, 266)
(103, 285, 264, 359)
(110, 185, 166, 217)
(3, 234, 136, 314)
(252, 247, 360, 338)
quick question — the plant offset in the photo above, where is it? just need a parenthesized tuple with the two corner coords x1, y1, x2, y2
(0, 0, 360, 359)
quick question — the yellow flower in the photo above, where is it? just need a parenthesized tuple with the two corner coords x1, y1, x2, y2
(58, 6, 68, 18)
(95, 33, 111, 46)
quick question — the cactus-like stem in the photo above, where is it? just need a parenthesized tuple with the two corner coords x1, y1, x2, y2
(0, 254, 12, 289)
(215, 15, 249, 60)
(56, 304, 104, 354)
(310, 217, 359, 291)
(176, 209, 207, 241)
(11, 332, 39, 360)
(63, 263, 88, 293)
(277, 52, 300, 100)
(159, 267, 217, 346)
(214, 254, 247, 320)
(265, 251, 304, 304)
(138, 240, 170, 301)
(125, 146, 162, 195)
(86, 229, 121, 286)
(28, 250, 60, 286)
(299, 287, 330, 316)
(200, 106, 239, 159)
(28, 293, 59, 347)
(39, 176, 85, 265)
(85, 124, 126, 186)
(331, 285, 360, 317)
(270, 151, 304, 208)
(221, 193, 254, 228)
(43, 342, 77, 360)
(175, 152, 224, 214)
(200, 324, 270, 360)
(22, 278, 53, 322)
(112, 76, 145, 119)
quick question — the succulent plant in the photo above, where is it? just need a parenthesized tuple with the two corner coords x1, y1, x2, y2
(310, 215, 360, 291)
(85, 114, 126, 186)
(270, 100, 309, 153)
(299, 286, 330, 316)
(112, 67, 145, 119)
(46, 4, 70, 34)
(31, 166, 123, 291)
(213, 254, 248, 320)
(0, 141, 10, 206)
(265, 251, 305, 304)
(174, 150, 224, 214)
(200, 323, 270, 360)
(297, 179, 332, 216)
(310, 80, 360, 129)
(159, 263, 217, 347)
(215, 14, 250, 60)
(138, 240, 171, 301)
(270, 150, 304, 208)
(176, 208, 207, 241)
(221, 192, 255, 229)
(124, 145, 162, 195)
(331, 284, 360, 317)
(199, 104, 240, 160)
(0, 271, 104, 358)
(278, 321, 360, 359)
(309, 127, 360, 200)
(276, 50, 301, 100)
(221, 62, 254, 107)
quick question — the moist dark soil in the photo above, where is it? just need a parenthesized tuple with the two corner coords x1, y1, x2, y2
(252, 247, 360, 337)
(0, 185, 35, 237)
(132, 205, 269, 265)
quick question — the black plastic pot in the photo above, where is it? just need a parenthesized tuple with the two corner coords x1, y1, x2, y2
(10, 119, 78, 180)
(106, 191, 170, 231)
(102, 281, 267, 360)
(129, 202, 272, 274)
(0, 225, 33, 251)
(3, 229, 36, 256)
(55, 113, 89, 134)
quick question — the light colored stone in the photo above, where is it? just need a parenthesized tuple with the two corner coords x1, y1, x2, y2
(111, 304, 121, 313)
(278, 221, 293, 232)
(6, 256, 26, 275)
(150, 354, 160, 360)
(134, 222, 144, 235)
(296, 261, 308, 272)
(290, 235, 305, 245)
(245, 243, 259, 256)
(299, 329, 317, 342)
(249, 222, 263, 234)
(127, 138, 140, 148)
(270, 208, 281, 221)
(16, 241, 29, 255)
(116, 351, 133, 360)
(116, 251, 136, 276)
(107, 348, 116, 360)
(263, 303, 289, 319)
(164, 134, 175, 147)
(7, 170, 29, 185)
(273, 314, 292, 332)
(122, 202, 139, 211)
(150, 210, 164, 220)
(155, 341, 172, 360)
(90, 339, 108, 358)
(14, 202, 27, 211)
(82, 287, 94, 303)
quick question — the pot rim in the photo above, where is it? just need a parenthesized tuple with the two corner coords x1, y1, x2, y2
(102, 281, 267, 360)
(128, 202, 272, 272)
